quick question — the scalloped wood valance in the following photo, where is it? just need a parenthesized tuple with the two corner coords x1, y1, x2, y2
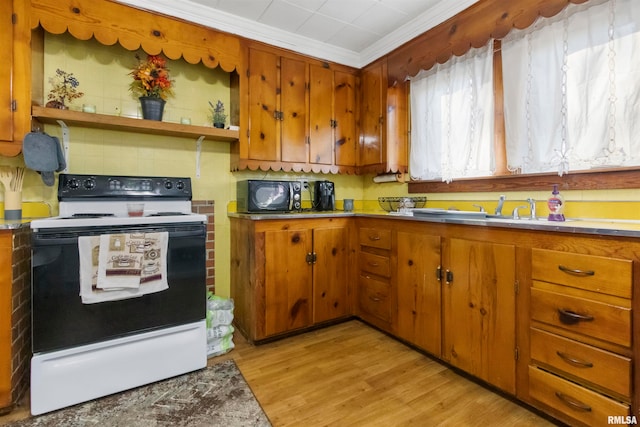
(29, 0, 241, 72)
(387, 0, 589, 85)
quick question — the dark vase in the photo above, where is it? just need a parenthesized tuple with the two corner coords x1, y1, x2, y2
(139, 96, 166, 121)
(213, 122, 225, 129)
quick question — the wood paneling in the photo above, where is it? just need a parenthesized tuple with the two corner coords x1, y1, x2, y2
(30, 0, 241, 71)
(386, 0, 590, 84)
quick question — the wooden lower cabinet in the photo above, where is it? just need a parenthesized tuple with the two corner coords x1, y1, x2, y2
(442, 237, 517, 394)
(356, 225, 393, 332)
(527, 244, 634, 426)
(232, 215, 640, 425)
(396, 230, 441, 356)
(230, 216, 352, 342)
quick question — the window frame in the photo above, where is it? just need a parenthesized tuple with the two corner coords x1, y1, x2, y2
(407, 39, 640, 194)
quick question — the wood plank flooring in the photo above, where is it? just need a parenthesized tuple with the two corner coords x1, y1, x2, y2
(0, 320, 558, 426)
(217, 320, 556, 426)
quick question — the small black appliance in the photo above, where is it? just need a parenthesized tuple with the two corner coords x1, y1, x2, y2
(313, 180, 335, 211)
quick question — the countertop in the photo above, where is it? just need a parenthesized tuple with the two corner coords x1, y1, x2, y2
(228, 210, 640, 239)
(0, 219, 33, 230)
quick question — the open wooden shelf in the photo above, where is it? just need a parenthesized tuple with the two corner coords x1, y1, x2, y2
(31, 106, 239, 142)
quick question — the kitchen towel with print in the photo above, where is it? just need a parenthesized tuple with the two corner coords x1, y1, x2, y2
(78, 232, 169, 304)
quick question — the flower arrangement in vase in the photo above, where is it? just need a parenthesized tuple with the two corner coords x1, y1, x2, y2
(46, 69, 84, 109)
(129, 54, 174, 121)
(209, 100, 227, 128)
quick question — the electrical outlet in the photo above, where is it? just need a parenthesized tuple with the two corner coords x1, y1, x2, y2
(301, 180, 309, 190)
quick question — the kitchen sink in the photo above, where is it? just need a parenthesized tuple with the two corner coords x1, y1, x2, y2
(412, 208, 487, 219)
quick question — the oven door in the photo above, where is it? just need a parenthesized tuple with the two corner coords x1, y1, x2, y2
(31, 222, 206, 353)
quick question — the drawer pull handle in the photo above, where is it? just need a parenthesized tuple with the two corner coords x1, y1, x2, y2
(368, 235, 381, 241)
(558, 265, 595, 276)
(556, 351, 594, 368)
(558, 309, 594, 325)
(555, 392, 592, 412)
(367, 261, 379, 267)
(369, 295, 381, 302)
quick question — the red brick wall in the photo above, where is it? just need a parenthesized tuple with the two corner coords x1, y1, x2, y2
(11, 227, 31, 406)
(192, 200, 215, 292)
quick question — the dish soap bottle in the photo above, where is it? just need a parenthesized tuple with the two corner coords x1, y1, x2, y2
(547, 184, 565, 222)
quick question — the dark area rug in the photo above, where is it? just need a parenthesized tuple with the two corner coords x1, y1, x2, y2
(9, 360, 271, 427)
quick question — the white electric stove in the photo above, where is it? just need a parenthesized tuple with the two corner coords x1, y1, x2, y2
(30, 174, 208, 415)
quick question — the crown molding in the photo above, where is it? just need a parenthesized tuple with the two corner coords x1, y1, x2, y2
(115, 0, 480, 69)
(360, 0, 480, 67)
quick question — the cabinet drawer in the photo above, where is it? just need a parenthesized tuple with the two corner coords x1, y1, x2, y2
(358, 275, 391, 323)
(532, 249, 631, 298)
(529, 366, 629, 426)
(530, 328, 631, 399)
(531, 286, 631, 347)
(359, 252, 390, 277)
(359, 228, 391, 250)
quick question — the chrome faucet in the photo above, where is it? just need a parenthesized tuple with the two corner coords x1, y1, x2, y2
(494, 195, 506, 216)
(526, 198, 537, 220)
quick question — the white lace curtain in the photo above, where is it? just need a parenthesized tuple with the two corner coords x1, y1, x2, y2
(502, 0, 640, 174)
(409, 42, 495, 183)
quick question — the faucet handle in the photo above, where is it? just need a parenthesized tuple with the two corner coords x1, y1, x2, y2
(512, 205, 528, 220)
(472, 204, 485, 213)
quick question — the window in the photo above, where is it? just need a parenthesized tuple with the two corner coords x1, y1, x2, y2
(408, 0, 640, 191)
(409, 42, 494, 183)
(502, 0, 640, 175)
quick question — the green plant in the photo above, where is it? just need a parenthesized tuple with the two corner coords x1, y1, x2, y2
(129, 54, 174, 100)
(209, 100, 227, 125)
(47, 69, 84, 107)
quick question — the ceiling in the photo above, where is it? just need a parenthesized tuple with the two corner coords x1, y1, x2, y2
(116, 0, 480, 68)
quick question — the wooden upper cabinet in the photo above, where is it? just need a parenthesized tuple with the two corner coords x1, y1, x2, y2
(239, 44, 359, 173)
(247, 49, 307, 163)
(359, 61, 385, 169)
(309, 64, 333, 165)
(334, 70, 357, 167)
(280, 57, 308, 163)
(0, 0, 31, 157)
(248, 48, 280, 161)
(359, 58, 408, 174)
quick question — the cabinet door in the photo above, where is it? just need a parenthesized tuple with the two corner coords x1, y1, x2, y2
(0, 0, 13, 143)
(442, 238, 516, 394)
(396, 231, 441, 356)
(264, 228, 312, 336)
(313, 226, 349, 323)
(280, 57, 307, 163)
(248, 49, 279, 161)
(334, 70, 357, 166)
(308, 64, 333, 165)
(359, 62, 384, 166)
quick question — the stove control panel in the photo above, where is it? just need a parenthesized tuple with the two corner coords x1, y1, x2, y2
(58, 174, 192, 200)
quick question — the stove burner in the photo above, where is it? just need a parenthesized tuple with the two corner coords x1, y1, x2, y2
(71, 213, 115, 218)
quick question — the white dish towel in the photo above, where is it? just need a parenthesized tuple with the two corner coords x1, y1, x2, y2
(78, 232, 169, 304)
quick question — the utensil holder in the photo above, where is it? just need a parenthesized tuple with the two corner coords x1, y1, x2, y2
(4, 191, 22, 220)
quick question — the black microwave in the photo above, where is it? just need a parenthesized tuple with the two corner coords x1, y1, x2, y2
(236, 180, 302, 213)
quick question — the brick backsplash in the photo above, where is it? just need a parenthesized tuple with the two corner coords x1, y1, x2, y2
(10, 227, 31, 407)
(192, 200, 215, 293)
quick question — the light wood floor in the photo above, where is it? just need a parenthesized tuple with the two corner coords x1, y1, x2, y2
(1, 320, 558, 426)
